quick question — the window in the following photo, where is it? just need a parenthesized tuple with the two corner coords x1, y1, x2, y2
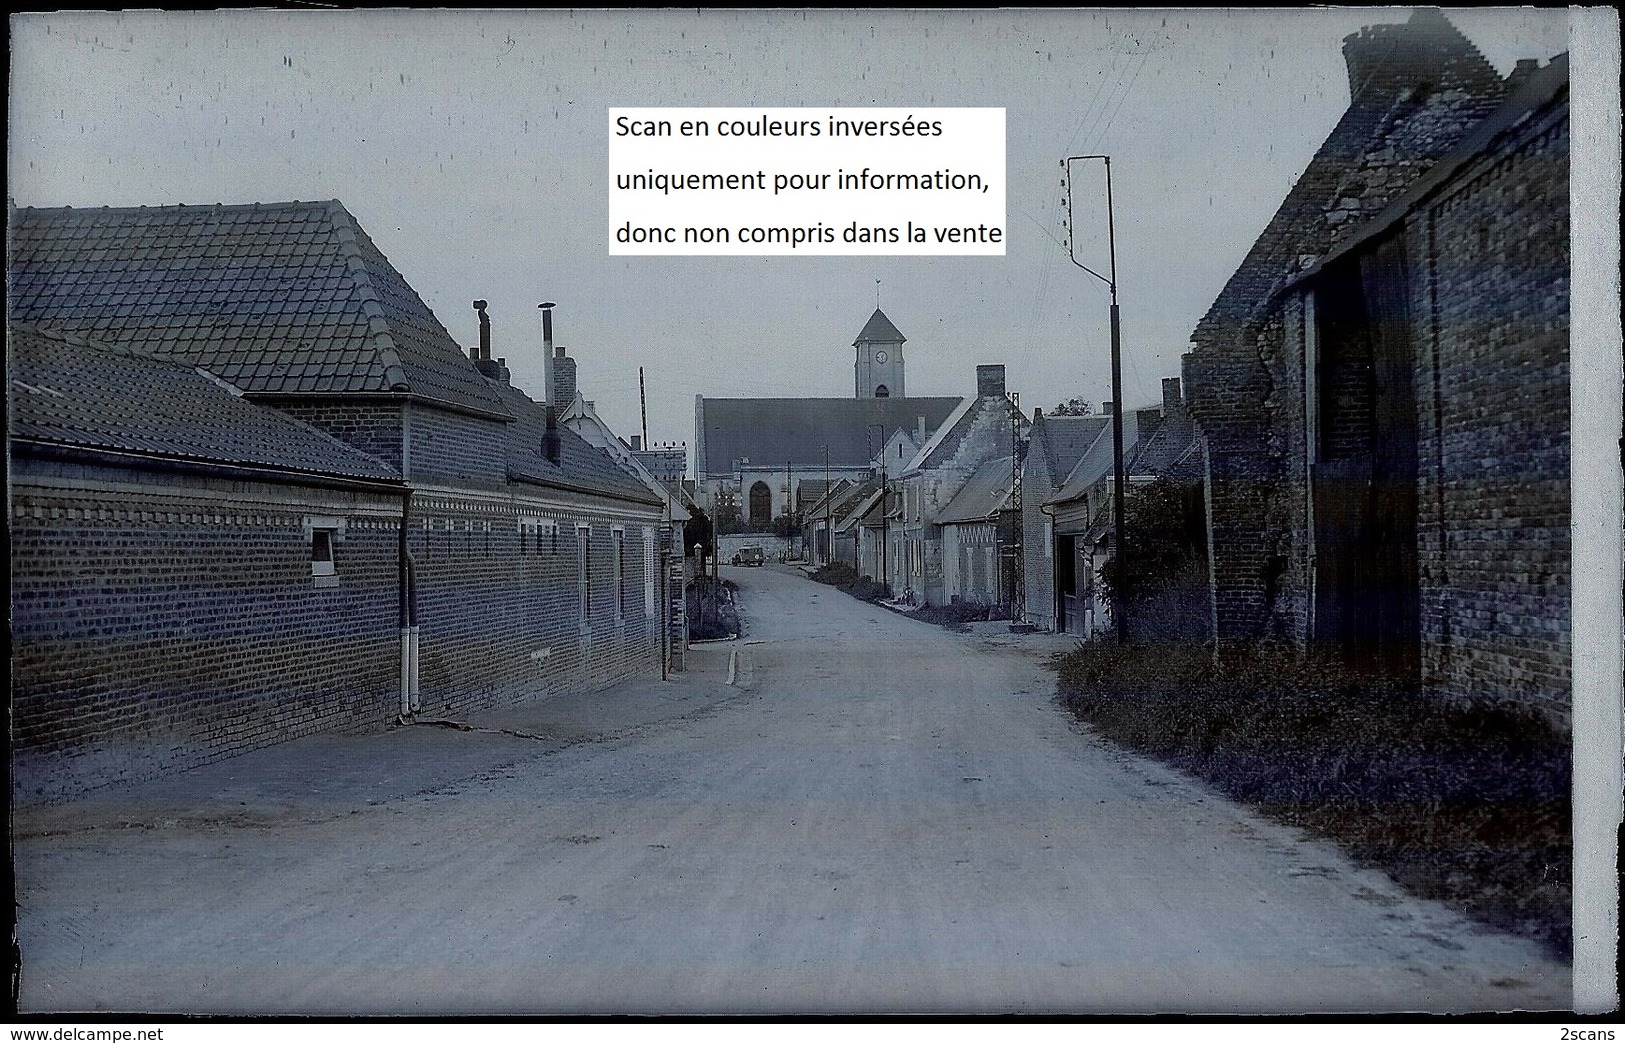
(312, 529, 334, 575)
(613, 526, 626, 622)
(643, 527, 658, 618)
(577, 524, 592, 622)
(520, 517, 558, 557)
(304, 516, 345, 588)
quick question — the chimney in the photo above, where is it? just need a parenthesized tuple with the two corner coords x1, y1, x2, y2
(976, 364, 1005, 398)
(473, 300, 490, 360)
(553, 344, 578, 409)
(1101, 401, 1116, 415)
(1341, 10, 1500, 104)
(472, 300, 503, 380)
(538, 302, 557, 409)
(631, 435, 643, 452)
(1161, 377, 1183, 416)
(1505, 57, 1540, 91)
(916, 416, 927, 443)
(1032, 406, 1042, 423)
(543, 404, 561, 464)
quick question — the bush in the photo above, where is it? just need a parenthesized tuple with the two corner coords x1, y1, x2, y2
(810, 563, 889, 604)
(1054, 638, 1572, 959)
(912, 600, 996, 631)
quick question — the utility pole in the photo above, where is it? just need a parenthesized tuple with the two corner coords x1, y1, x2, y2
(870, 423, 888, 595)
(823, 444, 831, 567)
(1063, 154, 1129, 644)
(639, 366, 648, 448)
(1008, 390, 1023, 622)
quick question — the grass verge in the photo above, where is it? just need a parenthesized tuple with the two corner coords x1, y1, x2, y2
(1054, 638, 1571, 960)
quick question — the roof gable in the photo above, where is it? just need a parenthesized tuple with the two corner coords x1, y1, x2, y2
(1193, 10, 1505, 344)
(1029, 414, 1110, 492)
(8, 200, 509, 418)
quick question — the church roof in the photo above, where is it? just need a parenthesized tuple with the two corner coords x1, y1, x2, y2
(695, 395, 962, 478)
(852, 308, 905, 344)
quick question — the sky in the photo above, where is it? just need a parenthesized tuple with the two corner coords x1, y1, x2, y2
(8, 8, 1578, 454)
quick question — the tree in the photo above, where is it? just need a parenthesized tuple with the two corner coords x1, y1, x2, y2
(711, 488, 745, 535)
(1098, 478, 1211, 642)
(682, 505, 715, 556)
(1050, 398, 1094, 416)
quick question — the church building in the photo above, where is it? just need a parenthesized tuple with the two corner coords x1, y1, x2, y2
(693, 309, 962, 538)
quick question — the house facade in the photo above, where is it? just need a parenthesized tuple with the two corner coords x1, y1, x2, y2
(895, 364, 1027, 607)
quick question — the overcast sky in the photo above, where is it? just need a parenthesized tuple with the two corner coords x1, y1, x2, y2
(9, 8, 1576, 451)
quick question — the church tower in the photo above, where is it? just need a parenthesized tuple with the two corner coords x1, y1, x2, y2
(853, 308, 906, 398)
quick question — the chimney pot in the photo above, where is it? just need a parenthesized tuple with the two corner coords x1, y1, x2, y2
(472, 299, 491, 362)
(539, 302, 557, 409)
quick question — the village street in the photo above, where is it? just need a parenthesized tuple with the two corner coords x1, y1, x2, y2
(13, 565, 1569, 1015)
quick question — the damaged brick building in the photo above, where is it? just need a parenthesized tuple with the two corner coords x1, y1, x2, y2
(1182, 11, 1571, 720)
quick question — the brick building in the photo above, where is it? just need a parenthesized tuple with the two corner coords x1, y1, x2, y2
(9, 323, 407, 795)
(9, 201, 673, 795)
(1180, 11, 1571, 720)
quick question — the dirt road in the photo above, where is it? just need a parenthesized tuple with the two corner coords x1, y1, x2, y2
(13, 565, 1569, 1014)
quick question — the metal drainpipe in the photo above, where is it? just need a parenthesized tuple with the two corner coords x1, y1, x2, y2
(398, 491, 413, 718)
(407, 549, 421, 714)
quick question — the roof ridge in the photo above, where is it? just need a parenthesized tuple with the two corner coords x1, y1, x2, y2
(325, 202, 412, 393)
(14, 198, 341, 216)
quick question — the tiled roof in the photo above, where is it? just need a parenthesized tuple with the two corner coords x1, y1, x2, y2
(938, 455, 1016, 524)
(1029, 413, 1109, 492)
(1049, 412, 1144, 506)
(8, 201, 509, 418)
(8, 323, 400, 483)
(492, 382, 662, 505)
(696, 396, 962, 478)
(1129, 415, 1198, 480)
(852, 308, 906, 344)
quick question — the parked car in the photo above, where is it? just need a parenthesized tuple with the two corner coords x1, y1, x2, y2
(731, 544, 766, 567)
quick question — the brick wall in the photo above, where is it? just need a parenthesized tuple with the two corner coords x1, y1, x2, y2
(405, 487, 665, 719)
(1412, 103, 1570, 720)
(271, 400, 405, 473)
(403, 403, 511, 488)
(10, 463, 403, 798)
